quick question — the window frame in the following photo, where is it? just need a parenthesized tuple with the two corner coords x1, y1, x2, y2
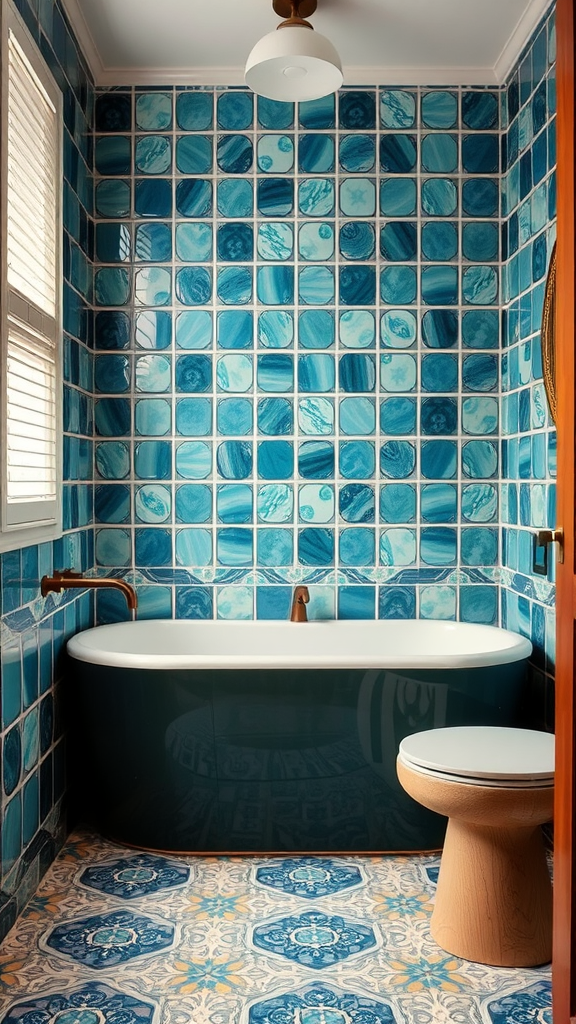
(0, 0, 63, 553)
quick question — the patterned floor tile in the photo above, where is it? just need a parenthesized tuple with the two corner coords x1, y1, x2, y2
(0, 830, 552, 1024)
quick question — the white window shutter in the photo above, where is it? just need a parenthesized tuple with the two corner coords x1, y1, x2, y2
(1, 2, 62, 547)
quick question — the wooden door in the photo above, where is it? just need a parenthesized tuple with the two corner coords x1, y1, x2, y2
(552, 0, 576, 1018)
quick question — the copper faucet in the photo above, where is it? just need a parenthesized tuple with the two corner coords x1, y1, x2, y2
(41, 570, 138, 612)
(290, 585, 310, 622)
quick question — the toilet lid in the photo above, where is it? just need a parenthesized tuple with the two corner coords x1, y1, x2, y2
(399, 726, 555, 783)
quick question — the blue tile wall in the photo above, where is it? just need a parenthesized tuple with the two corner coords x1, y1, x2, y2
(93, 81, 512, 625)
(0, 0, 94, 937)
(501, 5, 556, 730)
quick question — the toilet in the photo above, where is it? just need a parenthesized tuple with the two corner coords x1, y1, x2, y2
(396, 726, 554, 968)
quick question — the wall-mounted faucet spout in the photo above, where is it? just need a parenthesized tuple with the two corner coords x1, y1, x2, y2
(41, 570, 138, 613)
(290, 585, 310, 622)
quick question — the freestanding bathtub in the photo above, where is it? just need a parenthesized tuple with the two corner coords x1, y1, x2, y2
(67, 619, 532, 854)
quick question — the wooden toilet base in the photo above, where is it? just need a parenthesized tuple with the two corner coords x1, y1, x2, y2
(397, 760, 553, 967)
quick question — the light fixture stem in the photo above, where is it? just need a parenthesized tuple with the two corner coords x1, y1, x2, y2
(277, 0, 314, 30)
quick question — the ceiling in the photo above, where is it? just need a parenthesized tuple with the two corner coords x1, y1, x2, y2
(61, 0, 551, 87)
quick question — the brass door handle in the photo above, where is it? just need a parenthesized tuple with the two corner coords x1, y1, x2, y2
(536, 528, 564, 564)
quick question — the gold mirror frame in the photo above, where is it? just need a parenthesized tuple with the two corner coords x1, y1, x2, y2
(541, 240, 557, 424)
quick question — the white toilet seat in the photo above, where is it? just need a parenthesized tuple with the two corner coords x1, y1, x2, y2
(398, 726, 555, 789)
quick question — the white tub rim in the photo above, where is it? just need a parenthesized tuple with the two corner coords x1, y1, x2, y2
(66, 618, 533, 671)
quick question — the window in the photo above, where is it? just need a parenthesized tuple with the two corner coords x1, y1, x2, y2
(0, 0, 62, 552)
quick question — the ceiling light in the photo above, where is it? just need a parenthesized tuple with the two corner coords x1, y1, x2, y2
(245, 0, 343, 102)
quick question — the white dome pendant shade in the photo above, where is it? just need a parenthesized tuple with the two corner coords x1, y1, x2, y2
(245, 0, 343, 102)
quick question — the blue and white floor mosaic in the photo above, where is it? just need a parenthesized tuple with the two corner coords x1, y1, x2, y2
(0, 831, 551, 1023)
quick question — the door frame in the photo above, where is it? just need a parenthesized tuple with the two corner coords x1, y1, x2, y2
(552, 0, 575, 1018)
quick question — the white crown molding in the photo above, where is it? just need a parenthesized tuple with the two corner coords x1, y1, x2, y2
(79, 63, 501, 89)
(59, 0, 104, 82)
(494, 0, 553, 83)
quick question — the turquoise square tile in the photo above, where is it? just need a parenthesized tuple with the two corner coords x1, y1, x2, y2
(176, 91, 213, 130)
(136, 92, 172, 130)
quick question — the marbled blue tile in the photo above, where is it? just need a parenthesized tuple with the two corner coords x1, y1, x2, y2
(461, 527, 498, 565)
(298, 397, 335, 435)
(462, 396, 498, 434)
(176, 91, 213, 130)
(96, 93, 131, 132)
(96, 223, 131, 263)
(95, 311, 131, 351)
(258, 177, 294, 216)
(421, 483, 457, 523)
(218, 178, 253, 217)
(421, 178, 458, 216)
(94, 268, 130, 306)
(462, 439, 498, 478)
(217, 266, 252, 304)
(462, 309, 499, 348)
(380, 397, 416, 435)
(381, 89, 416, 128)
(462, 91, 499, 129)
(134, 484, 171, 523)
(136, 92, 172, 130)
(175, 179, 212, 217)
(463, 222, 499, 261)
(339, 440, 375, 479)
(380, 222, 417, 262)
(257, 483, 293, 522)
(258, 134, 294, 173)
(135, 135, 171, 174)
(257, 353, 293, 392)
(421, 91, 457, 129)
(463, 265, 498, 304)
(340, 222, 375, 261)
(217, 397, 252, 436)
(462, 178, 499, 216)
(299, 265, 334, 305)
(463, 353, 498, 391)
(421, 527, 457, 566)
(95, 135, 131, 174)
(298, 354, 335, 393)
(299, 222, 334, 262)
(299, 177, 335, 217)
(421, 397, 458, 434)
(298, 133, 334, 172)
(258, 440, 294, 480)
(339, 310, 375, 349)
(339, 266, 376, 305)
(380, 177, 417, 216)
(134, 267, 171, 306)
(216, 310, 252, 350)
(380, 266, 417, 306)
(421, 133, 458, 173)
(380, 310, 417, 349)
(258, 266, 294, 305)
(421, 440, 457, 479)
(462, 482, 498, 522)
(175, 483, 212, 522)
(421, 221, 458, 262)
(176, 134, 212, 174)
(421, 266, 458, 306)
(95, 398, 131, 437)
(175, 440, 212, 479)
(380, 483, 416, 523)
(339, 483, 375, 522)
(380, 353, 417, 393)
(339, 133, 376, 172)
(95, 354, 130, 394)
(339, 353, 376, 392)
(299, 309, 335, 349)
(299, 94, 335, 129)
(462, 134, 499, 173)
(217, 484, 253, 523)
(175, 310, 212, 349)
(134, 440, 171, 479)
(217, 223, 253, 262)
(380, 527, 416, 566)
(258, 222, 293, 261)
(379, 134, 417, 173)
(258, 96, 294, 129)
(175, 222, 212, 262)
(421, 309, 458, 349)
(299, 483, 334, 523)
(298, 528, 334, 566)
(216, 353, 253, 392)
(217, 91, 253, 130)
(95, 484, 131, 523)
(217, 134, 253, 173)
(135, 178, 172, 217)
(379, 585, 416, 619)
(380, 440, 415, 479)
(339, 178, 376, 217)
(298, 440, 335, 478)
(258, 528, 293, 565)
(258, 397, 293, 435)
(216, 440, 253, 479)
